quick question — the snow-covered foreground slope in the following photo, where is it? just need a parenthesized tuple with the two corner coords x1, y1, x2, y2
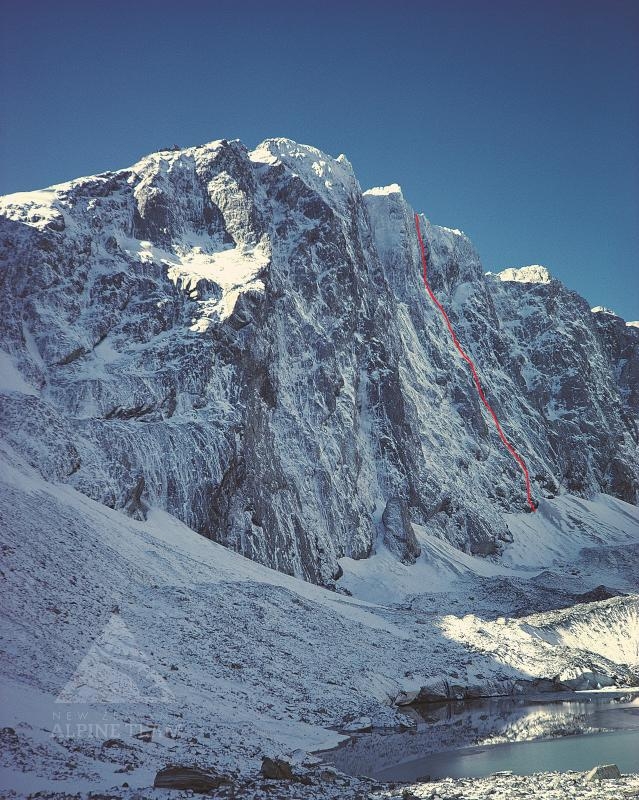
(1, 442, 638, 796)
(0, 137, 637, 586)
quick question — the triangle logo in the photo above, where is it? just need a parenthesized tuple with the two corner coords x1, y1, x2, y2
(56, 614, 174, 704)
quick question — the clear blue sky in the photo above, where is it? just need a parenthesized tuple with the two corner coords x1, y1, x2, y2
(2, 0, 638, 319)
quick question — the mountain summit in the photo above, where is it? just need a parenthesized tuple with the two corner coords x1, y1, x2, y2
(0, 138, 637, 584)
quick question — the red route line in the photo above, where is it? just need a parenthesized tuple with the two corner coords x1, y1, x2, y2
(414, 213, 536, 512)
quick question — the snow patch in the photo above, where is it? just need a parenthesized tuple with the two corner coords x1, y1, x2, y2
(0, 188, 64, 229)
(363, 184, 403, 197)
(0, 350, 38, 396)
(591, 305, 619, 316)
(496, 266, 552, 284)
(119, 236, 270, 329)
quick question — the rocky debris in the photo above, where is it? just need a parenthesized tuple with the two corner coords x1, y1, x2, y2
(260, 755, 294, 780)
(2, 769, 636, 798)
(560, 671, 620, 691)
(100, 739, 128, 749)
(318, 766, 340, 783)
(132, 729, 154, 743)
(572, 585, 624, 604)
(377, 770, 639, 800)
(153, 764, 233, 791)
(585, 764, 622, 781)
(395, 664, 636, 707)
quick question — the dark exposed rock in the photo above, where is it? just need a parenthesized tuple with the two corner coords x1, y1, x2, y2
(585, 763, 621, 781)
(572, 585, 623, 604)
(381, 497, 421, 564)
(125, 476, 148, 521)
(512, 677, 573, 695)
(100, 738, 128, 749)
(153, 765, 233, 791)
(260, 755, 294, 780)
(396, 673, 581, 706)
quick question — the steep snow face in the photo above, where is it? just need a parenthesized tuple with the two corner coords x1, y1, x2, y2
(0, 138, 637, 584)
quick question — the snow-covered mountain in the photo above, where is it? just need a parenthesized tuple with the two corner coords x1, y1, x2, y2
(0, 137, 637, 587)
(1, 138, 639, 797)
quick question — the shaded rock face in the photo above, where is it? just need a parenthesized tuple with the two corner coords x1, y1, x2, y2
(0, 138, 637, 584)
(381, 497, 421, 564)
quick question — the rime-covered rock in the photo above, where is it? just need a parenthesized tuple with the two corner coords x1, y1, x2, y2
(0, 137, 637, 584)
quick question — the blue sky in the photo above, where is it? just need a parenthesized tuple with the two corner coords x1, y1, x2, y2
(2, 0, 638, 319)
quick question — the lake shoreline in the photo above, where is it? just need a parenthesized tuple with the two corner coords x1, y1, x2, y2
(318, 691, 639, 783)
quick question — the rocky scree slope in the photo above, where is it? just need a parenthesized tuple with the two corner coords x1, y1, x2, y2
(0, 137, 637, 584)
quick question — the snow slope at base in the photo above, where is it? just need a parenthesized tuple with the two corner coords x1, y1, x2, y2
(1, 443, 638, 797)
(501, 494, 639, 574)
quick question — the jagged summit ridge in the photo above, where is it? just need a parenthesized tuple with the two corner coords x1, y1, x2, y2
(0, 137, 637, 584)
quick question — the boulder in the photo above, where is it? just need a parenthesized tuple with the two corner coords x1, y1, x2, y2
(261, 756, 294, 780)
(416, 680, 449, 703)
(153, 765, 232, 792)
(318, 767, 339, 783)
(342, 716, 373, 733)
(561, 671, 616, 691)
(395, 689, 420, 706)
(101, 738, 127, 749)
(585, 764, 621, 781)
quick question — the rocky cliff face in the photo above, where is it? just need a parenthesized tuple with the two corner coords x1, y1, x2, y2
(0, 138, 637, 584)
